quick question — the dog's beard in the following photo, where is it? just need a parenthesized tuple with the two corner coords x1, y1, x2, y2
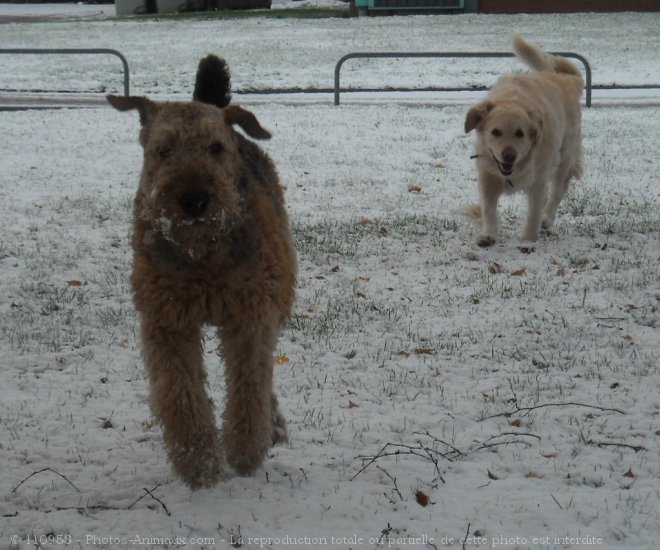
(146, 206, 239, 260)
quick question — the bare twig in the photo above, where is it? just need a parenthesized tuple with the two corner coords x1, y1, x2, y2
(475, 431, 541, 451)
(142, 485, 171, 516)
(128, 483, 170, 516)
(587, 440, 647, 452)
(377, 523, 392, 545)
(461, 523, 471, 550)
(479, 401, 625, 422)
(352, 442, 442, 481)
(411, 430, 465, 457)
(12, 468, 81, 494)
(475, 440, 534, 451)
(486, 431, 541, 440)
(550, 493, 564, 510)
(376, 466, 403, 501)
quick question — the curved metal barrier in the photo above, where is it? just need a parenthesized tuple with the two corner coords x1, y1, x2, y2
(334, 51, 592, 107)
(0, 48, 130, 97)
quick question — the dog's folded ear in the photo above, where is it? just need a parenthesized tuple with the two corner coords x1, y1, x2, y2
(107, 95, 158, 127)
(464, 100, 495, 133)
(224, 105, 272, 140)
(193, 54, 232, 109)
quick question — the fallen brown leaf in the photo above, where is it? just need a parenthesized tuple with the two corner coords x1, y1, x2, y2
(415, 489, 430, 507)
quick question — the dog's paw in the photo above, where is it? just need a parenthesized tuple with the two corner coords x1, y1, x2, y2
(172, 443, 224, 490)
(477, 234, 497, 247)
(541, 221, 554, 234)
(520, 230, 540, 243)
(223, 425, 270, 476)
(271, 395, 288, 446)
(226, 447, 268, 476)
(271, 410, 289, 446)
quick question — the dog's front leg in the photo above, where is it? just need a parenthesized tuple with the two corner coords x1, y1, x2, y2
(521, 185, 546, 242)
(141, 321, 223, 489)
(220, 310, 285, 475)
(477, 174, 501, 247)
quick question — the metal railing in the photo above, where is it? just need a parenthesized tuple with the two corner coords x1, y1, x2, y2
(0, 48, 130, 97)
(334, 51, 592, 107)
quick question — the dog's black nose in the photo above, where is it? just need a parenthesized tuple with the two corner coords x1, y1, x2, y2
(180, 191, 211, 217)
(502, 149, 517, 164)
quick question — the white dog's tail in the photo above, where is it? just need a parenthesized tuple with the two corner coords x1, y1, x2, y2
(512, 35, 583, 84)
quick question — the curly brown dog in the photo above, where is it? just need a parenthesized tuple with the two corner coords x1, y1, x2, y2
(107, 55, 296, 489)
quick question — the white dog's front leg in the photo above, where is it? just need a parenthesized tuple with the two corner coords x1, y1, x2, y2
(477, 175, 501, 247)
(521, 185, 546, 242)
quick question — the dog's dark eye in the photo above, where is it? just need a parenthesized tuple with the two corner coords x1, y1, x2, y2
(158, 146, 174, 159)
(209, 142, 223, 156)
(515, 129, 525, 138)
(491, 129, 502, 137)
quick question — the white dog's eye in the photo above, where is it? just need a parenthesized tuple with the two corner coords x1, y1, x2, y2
(491, 129, 502, 137)
(515, 129, 525, 138)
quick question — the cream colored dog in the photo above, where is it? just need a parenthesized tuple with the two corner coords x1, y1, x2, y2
(465, 35, 584, 246)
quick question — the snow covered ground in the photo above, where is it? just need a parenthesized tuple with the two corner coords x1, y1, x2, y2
(0, 0, 343, 21)
(1, 8, 659, 550)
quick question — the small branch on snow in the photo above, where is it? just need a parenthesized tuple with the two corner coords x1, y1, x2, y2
(127, 483, 170, 516)
(377, 523, 393, 545)
(461, 523, 471, 550)
(351, 442, 444, 482)
(487, 431, 541, 440)
(12, 467, 81, 494)
(475, 440, 534, 451)
(550, 493, 564, 510)
(411, 430, 465, 457)
(587, 440, 647, 452)
(475, 431, 541, 451)
(479, 401, 626, 422)
(376, 466, 403, 501)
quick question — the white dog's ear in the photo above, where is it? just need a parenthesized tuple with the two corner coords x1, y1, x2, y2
(107, 95, 158, 127)
(464, 101, 494, 133)
(224, 105, 272, 140)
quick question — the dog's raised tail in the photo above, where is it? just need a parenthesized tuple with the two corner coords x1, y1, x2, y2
(512, 35, 582, 81)
(193, 54, 232, 109)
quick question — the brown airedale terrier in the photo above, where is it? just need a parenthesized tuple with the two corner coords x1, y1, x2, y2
(107, 55, 296, 489)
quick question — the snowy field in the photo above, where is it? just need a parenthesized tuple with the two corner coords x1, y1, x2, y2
(1, 7, 659, 550)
